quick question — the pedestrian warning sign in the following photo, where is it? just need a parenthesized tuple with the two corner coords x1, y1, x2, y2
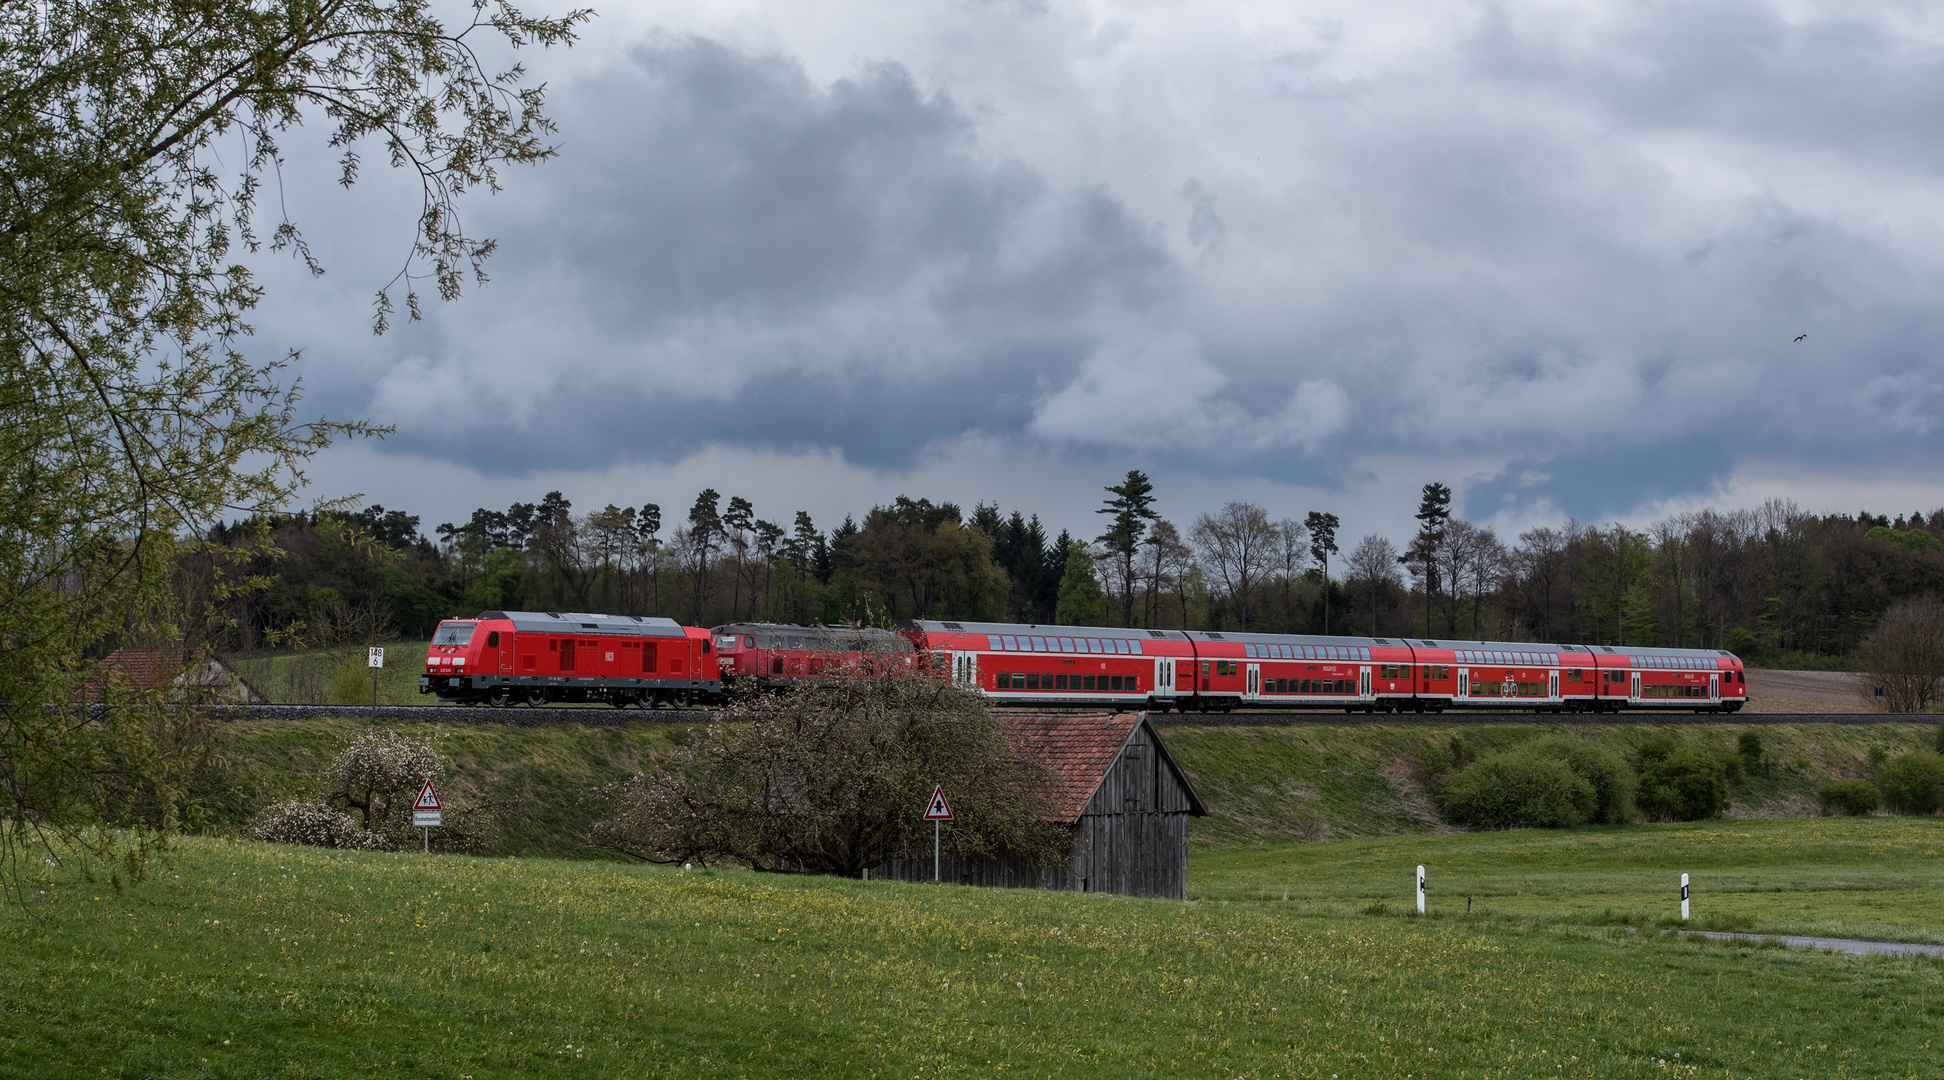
(924, 785, 952, 821)
(413, 780, 442, 811)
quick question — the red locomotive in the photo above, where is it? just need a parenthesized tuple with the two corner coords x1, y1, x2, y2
(420, 610, 721, 707)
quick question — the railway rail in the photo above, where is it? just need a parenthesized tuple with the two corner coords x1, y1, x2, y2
(217, 703, 1930, 727)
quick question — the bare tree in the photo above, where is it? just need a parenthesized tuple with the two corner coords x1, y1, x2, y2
(1435, 520, 1481, 635)
(1467, 525, 1508, 636)
(1344, 534, 1401, 636)
(1855, 598, 1944, 713)
(1512, 526, 1566, 640)
(1274, 518, 1307, 632)
(1143, 519, 1194, 629)
(1191, 501, 1277, 629)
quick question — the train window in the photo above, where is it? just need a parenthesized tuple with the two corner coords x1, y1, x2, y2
(486, 631, 499, 647)
(1026, 673, 1040, 690)
(432, 622, 475, 647)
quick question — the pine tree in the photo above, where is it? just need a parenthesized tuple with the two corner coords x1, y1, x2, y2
(1402, 483, 1452, 637)
(1306, 511, 1340, 634)
(1095, 471, 1159, 625)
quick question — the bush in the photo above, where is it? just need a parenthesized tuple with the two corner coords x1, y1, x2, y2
(251, 798, 388, 849)
(1737, 731, 1766, 776)
(1517, 736, 1637, 824)
(1814, 780, 1881, 816)
(1437, 754, 1596, 829)
(1635, 738, 1730, 821)
(1877, 751, 1944, 815)
(328, 726, 446, 829)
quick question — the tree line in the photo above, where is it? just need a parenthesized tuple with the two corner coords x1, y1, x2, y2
(202, 473, 1944, 666)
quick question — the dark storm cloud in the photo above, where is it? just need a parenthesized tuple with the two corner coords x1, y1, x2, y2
(362, 36, 1178, 471)
(266, 1, 1944, 532)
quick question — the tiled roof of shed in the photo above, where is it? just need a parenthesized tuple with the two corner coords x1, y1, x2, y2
(95, 650, 179, 691)
(1000, 712, 1206, 823)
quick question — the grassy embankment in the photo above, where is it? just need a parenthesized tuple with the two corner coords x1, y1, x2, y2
(5, 827, 1943, 1079)
(228, 641, 434, 705)
(205, 717, 1938, 860)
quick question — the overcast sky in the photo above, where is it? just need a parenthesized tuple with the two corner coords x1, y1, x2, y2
(252, 0, 1944, 549)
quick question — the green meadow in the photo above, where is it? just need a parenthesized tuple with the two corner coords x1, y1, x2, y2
(14, 715, 1937, 1077)
(4, 830, 1942, 1079)
(1192, 817, 1944, 944)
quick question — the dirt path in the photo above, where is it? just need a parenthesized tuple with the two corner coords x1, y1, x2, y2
(1743, 668, 1870, 714)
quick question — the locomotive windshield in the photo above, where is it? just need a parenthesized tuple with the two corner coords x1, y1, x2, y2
(432, 621, 476, 647)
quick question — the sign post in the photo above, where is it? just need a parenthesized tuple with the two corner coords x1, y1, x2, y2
(368, 647, 385, 718)
(1680, 872, 1690, 920)
(1416, 865, 1426, 914)
(412, 780, 442, 854)
(923, 785, 953, 882)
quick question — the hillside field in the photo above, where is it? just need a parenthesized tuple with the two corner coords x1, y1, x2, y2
(4, 827, 1942, 1079)
(10, 717, 1944, 1076)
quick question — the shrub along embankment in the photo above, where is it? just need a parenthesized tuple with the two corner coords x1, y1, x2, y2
(203, 716, 1944, 859)
(198, 718, 691, 859)
(1157, 720, 1943, 847)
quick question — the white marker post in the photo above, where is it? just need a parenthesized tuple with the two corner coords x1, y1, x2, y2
(1680, 873, 1690, 920)
(924, 785, 953, 882)
(1417, 865, 1427, 914)
(412, 780, 443, 854)
(368, 646, 385, 718)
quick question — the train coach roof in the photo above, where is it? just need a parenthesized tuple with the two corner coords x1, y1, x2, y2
(1185, 630, 1389, 648)
(713, 623, 907, 645)
(475, 611, 688, 637)
(897, 620, 1182, 640)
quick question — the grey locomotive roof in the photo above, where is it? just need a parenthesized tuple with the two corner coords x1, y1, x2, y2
(899, 620, 1183, 640)
(472, 611, 688, 637)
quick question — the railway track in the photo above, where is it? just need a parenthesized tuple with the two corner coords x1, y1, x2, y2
(218, 703, 1930, 726)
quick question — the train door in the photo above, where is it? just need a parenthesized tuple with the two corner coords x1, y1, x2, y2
(1631, 671, 1642, 702)
(1457, 668, 1470, 698)
(1709, 672, 1720, 701)
(1358, 666, 1371, 699)
(1153, 658, 1175, 701)
(1547, 669, 1558, 700)
(496, 631, 513, 675)
(1246, 664, 1260, 700)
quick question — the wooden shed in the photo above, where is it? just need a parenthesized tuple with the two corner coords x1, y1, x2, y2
(876, 711, 1206, 899)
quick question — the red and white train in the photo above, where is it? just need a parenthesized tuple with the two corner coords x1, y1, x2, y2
(895, 620, 1747, 714)
(419, 610, 1746, 713)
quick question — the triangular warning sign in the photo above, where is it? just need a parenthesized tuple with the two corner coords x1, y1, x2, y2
(924, 785, 952, 821)
(413, 780, 442, 811)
